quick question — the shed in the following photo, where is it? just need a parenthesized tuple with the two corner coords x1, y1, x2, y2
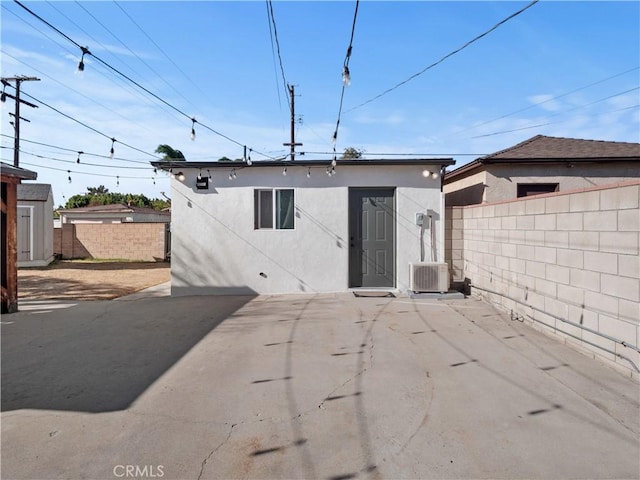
(17, 183, 55, 267)
(152, 158, 455, 296)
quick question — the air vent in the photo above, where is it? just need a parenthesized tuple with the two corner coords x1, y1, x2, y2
(409, 262, 449, 293)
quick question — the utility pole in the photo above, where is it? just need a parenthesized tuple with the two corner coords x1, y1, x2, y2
(1, 76, 40, 167)
(282, 85, 302, 161)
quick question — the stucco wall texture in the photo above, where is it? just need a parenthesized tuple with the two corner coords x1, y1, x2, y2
(169, 164, 446, 296)
(446, 181, 640, 377)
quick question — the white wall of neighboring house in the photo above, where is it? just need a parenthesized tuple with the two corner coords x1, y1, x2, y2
(170, 164, 447, 296)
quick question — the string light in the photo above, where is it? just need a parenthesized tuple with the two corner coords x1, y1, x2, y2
(109, 137, 116, 158)
(76, 151, 83, 163)
(116, 175, 120, 186)
(282, 166, 287, 176)
(77, 46, 90, 72)
(247, 148, 253, 166)
(176, 172, 185, 181)
(307, 167, 311, 178)
(67, 170, 72, 183)
(0, 80, 8, 103)
(207, 169, 212, 180)
(331, 156, 337, 167)
(342, 66, 351, 86)
(190, 117, 197, 140)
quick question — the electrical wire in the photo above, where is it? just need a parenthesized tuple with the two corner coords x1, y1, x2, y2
(3, 146, 153, 170)
(331, 0, 360, 155)
(0, 134, 152, 165)
(447, 66, 640, 138)
(12, 0, 275, 159)
(13, 87, 161, 159)
(0, 49, 155, 134)
(113, 1, 213, 104)
(74, 1, 201, 113)
(266, 0, 290, 114)
(471, 87, 640, 139)
(347, 0, 540, 112)
(18, 160, 161, 181)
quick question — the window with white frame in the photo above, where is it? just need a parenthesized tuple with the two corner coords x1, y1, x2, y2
(254, 189, 295, 230)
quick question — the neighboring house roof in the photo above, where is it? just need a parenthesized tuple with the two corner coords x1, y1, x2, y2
(57, 203, 170, 216)
(17, 183, 52, 201)
(445, 135, 640, 182)
(0, 162, 37, 182)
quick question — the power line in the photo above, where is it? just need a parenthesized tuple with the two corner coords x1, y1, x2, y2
(113, 1, 213, 105)
(14, 87, 160, 159)
(74, 1, 201, 114)
(18, 160, 161, 182)
(471, 90, 639, 139)
(448, 66, 640, 138)
(12, 0, 275, 159)
(266, 0, 290, 113)
(347, 0, 540, 112)
(2, 146, 154, 170)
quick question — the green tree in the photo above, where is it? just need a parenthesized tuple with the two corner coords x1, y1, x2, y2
(155, 144, 186, 161)
(63, 188, 168, 211)
(341, 147, 364, 159)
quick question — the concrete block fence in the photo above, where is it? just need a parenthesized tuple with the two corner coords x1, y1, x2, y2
(445, 181, 640, 378)
(53, 223, 169, 262)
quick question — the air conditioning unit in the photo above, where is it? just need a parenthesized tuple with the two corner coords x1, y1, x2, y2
(409, 262, 449, 293)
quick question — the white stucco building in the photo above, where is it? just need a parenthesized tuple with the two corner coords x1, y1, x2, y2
(152, 159, 455, 296)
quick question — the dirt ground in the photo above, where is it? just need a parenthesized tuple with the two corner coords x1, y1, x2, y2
(18, 261, 170, 301)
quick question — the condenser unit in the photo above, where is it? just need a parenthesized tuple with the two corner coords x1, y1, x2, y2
(409, 262, 449, 293)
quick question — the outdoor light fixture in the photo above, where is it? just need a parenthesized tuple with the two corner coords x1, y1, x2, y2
(196, 173, 209, 190)
(176, 172, 185, 181)
(116, 176, 120, 187)
(282, 166, 287, 176)
(109, 137, 116, 158)
(190, 117, 197, 141)
(67, 170, 72, 183)
(76, 151, 83, 163)
(331, 157, 337, 167)
(342, 66, 351, 86)
(307, 167, 311, 178)
(77, 46, 90, 72)
(431, 171, 440, 180)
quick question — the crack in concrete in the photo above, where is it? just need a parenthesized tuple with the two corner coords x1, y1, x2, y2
(196, 422, 236, 480)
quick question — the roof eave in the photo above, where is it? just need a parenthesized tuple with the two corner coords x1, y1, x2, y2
(150, 158, 456, 170)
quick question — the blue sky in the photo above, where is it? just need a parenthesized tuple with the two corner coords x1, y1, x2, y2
(1, 1, 638, 204)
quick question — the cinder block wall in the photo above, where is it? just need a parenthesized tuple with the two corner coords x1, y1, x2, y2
(54, 223, 168, 261)
(446, 181, 640, 377)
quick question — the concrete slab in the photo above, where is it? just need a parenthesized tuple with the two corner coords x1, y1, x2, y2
(2, 294, 638, 479)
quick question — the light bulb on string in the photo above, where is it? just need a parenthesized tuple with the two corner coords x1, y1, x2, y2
(109, 138, 116, 158)
(331, 157, 337, 167)
(342, 66, 351, 86)
(77, 46, 90, 73)
(190, 117, 197, 141)
(0, 81, 7, 103)
(282, 166, 287, 176)
(207, 169, 212, 180)
(431, 171, 440, 180)
(116, 176, 120, 187)
(331, 131, 337, 144)
(247, 148, 253, 166)
(76, 151, 83, 164)
(331, 166, 336, 176)
(67, 170, 72, 183)
(152, 177, 156, 185)
(307, 167, 311, 178)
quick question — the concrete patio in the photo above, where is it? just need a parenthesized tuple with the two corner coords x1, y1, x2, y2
(2, 292, 638, 479)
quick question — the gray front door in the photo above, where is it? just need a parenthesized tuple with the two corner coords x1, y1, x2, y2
(349, 188, 396, 288)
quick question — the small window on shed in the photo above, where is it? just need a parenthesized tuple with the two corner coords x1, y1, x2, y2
(516, 183, 559, 198)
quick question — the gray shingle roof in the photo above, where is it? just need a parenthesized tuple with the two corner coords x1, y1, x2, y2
(481, 135, 640, 161)
(17, 183, 52, 201)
